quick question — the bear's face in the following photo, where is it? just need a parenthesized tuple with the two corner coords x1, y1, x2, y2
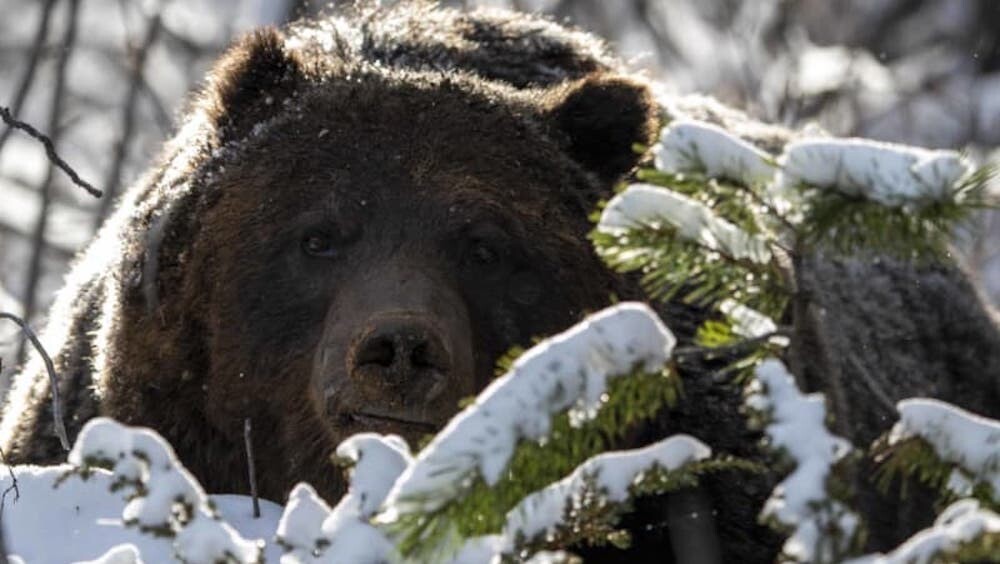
(105, 29, 656, 500)
(192, 79, 624, 448)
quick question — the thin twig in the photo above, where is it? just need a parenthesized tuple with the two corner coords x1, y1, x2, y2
(0, 313, 69, 451)
(0, 106, 101, 199)
(0, 0, 59, 156)
(96, 8, 163, 226)
(0, 445, 19, 527)
(674, 329, 790, 361)
(244, 418, 261, 519)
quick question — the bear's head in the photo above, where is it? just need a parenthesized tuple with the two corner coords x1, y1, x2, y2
(106, 18, 657, 501)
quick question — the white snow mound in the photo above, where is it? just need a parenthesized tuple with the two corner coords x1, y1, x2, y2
(887, 398, 1000, 497)
(780, 138, 971, 207)
(654, 119, 776, 185)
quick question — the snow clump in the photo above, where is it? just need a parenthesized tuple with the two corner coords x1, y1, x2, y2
(779, 138, 971, 207)
(599, 184, 773, 264)
(886, 398, 1000, 500)
(276, 433, 411, 563)
(745, 359, 860, 562)
(654, 119, 777, 185)
(847, 499, 1000, 564)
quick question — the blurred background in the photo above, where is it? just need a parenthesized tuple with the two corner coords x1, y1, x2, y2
(1, 0, 999, 391)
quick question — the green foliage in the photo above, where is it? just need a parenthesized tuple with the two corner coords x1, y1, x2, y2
(385, 367, 686, 560)
(525, 457, 762, 554)
(591, 226, 788, 319)
(796, 165, 996, 260)
(872, 436, 999, 512)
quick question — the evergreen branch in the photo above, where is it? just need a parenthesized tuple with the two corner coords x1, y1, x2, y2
(591, 226, 788, 319)
(385, 368, 684, 559)
(796, 165, 996, 260)
(871, 436, 998, 511)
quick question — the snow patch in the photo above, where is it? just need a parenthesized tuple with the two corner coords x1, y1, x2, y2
(779, 138, 971, 207)
(599, 184, 773, 264)
(505, 434, 710, 543)
(276, 433, 409, 563)
(719, 299, 788, 347)
(887, 398, 1000, 498)
(654, 119, 776, 185)
(0, 464, 282, 563)
(847, 499, 1000, 564)
(379, 302, 676, 517)
(68, 418, 264, 563)
(746, 359, 859, 562)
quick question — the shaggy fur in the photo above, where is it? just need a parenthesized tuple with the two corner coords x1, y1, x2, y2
(2, 3, 999, 562)
(0, 0, 655, 515)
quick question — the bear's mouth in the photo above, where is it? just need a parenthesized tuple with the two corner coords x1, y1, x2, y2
(348, 410, 439, 433)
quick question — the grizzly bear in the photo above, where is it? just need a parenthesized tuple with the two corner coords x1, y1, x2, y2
(1, 0, 656, 510)
(3, 3, 1000, 562)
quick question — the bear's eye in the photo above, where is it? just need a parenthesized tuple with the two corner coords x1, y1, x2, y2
(468, 240, 500, 266)
(301, 233, 337, 258)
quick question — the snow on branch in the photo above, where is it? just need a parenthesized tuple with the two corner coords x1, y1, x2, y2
(276, 434, 410, 563)
(779, 138, 972, 208)
(847, 499, 1000, 564)
(884, 398, 1000, 502)
(379, 303, 676, 517)
(504, 434, 711, 544)
(654, 119, 777, 185)
(745, 359, 861, 562)
(67, 418, 263, 563)
(598, 184, 773, 264)
(451, 435, 712, 562)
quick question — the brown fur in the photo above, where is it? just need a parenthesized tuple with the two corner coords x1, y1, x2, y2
(0, 5, 655, 503)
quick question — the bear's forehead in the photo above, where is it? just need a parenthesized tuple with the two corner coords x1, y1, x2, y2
(218, 77, 592, 217)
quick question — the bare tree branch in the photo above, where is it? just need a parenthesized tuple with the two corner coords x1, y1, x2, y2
(0, 312, 69, 451)
(0, 106, 101, 199)
(0, 445, 19, 528)
(19, 0, 84, 365)
(244, 418, 261, 519)
(95, 8, 163, 226)
(0, 0, 59, 156)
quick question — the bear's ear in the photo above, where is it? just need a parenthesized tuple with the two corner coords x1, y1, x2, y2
(542, 74, 659, 183)
(202, 27, 303, 142)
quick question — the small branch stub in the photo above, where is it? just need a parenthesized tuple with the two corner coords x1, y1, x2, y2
(244, 417, 260, 519)
(0, 312, 69, 450)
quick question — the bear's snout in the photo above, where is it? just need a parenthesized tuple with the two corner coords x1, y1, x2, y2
(349, 315, 452, 393)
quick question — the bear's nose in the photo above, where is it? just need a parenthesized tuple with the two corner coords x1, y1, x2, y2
(351, 317, 451, 384)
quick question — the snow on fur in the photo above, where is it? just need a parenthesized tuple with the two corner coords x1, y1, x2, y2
(779, 138, 971, 207)
(654, 119, 776, 185)
(379, 302, 676, 518)
(67, 418, 265, 563)
(847, 499, 1000, 564)
(887, 398, 1000, 499)
(598, 184, 773, 264)
(276, 433, 410, 563)
(746, 359, 860, 562)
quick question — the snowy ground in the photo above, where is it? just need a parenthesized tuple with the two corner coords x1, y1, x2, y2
(1, 465, 283, 563)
